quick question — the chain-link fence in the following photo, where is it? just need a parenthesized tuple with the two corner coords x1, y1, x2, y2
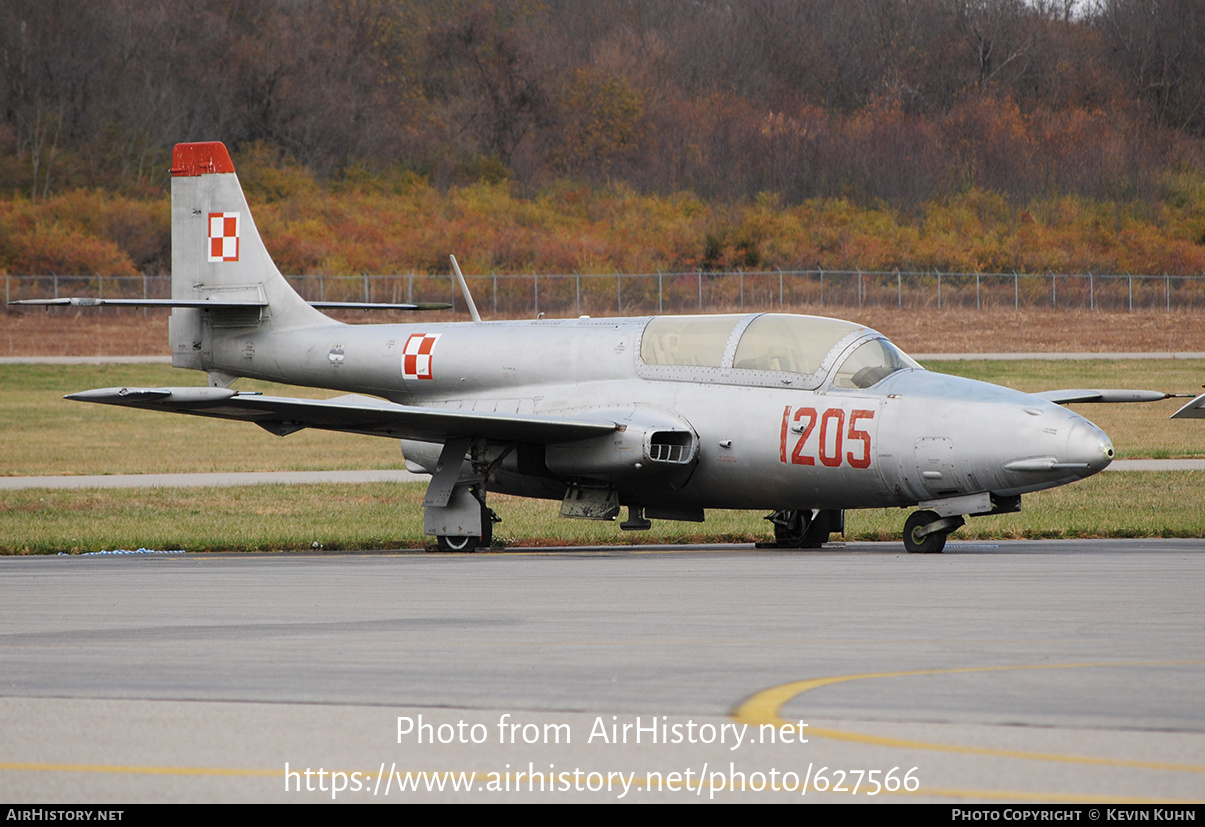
(6, 270, 1204, 318)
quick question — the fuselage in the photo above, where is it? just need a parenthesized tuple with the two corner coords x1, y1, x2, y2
(203, 312, 1114, 513)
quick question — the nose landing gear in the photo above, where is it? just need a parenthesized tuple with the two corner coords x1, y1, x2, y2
(903, 509, 966, 553)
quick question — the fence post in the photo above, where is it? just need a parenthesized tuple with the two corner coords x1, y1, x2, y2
(618, 273, 622, 314)
(534, 273, 539, 317)
(697, 270, 702, 310)
(739, 269, 744, 309)
(857, 269, 862, 308)
(493, 274, 497, 316)
(658, 271, 663, 314)
(1166, 273, 1170, 312)
(1013, 272, 1018, 310)
(975, 273, 980, 309)
(1089, 272, 1093, 311)
(936, 270, 941, 309)
(1128, 274, 1132, 311)
(1052, 273, 1056, 308)
(819, 268, 824, 306)
(897, 269, 902, 308)
(778, 268, 783, 306)
(576, 274, 580, 316)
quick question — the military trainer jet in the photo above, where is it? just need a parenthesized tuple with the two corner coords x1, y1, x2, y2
(13, 142, 1175, 552)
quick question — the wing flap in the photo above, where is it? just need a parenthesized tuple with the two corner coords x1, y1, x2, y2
(65, 386, 618, 444)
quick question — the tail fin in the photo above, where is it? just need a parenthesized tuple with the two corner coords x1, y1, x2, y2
(169, 142, 328, 369)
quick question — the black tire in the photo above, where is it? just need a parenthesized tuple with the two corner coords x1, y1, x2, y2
(799, 510, 832, 548)
(434, 493, 494, 552)
(772, 510, 805, 546)
(771, 509, 830, 549)
(437, 534, 477, 552)
(903, 510, 946, 553)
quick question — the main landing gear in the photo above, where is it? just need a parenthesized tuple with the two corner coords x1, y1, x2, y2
(432, 484, 500, 552)
(902, 509, 965, 554)
(422, 437, 505, 553)
(762, 509, 842, 549)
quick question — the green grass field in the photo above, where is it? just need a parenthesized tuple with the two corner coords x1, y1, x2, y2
(1, 360, 1202, 553)
(1, 473, 1201, 554)
(0, 364, 404, 476)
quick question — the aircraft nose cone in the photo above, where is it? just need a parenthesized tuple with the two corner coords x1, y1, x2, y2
(1066, 418, 1114, 477)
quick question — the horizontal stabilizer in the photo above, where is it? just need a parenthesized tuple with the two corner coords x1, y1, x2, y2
(10, 298, 450, 311)
(10, 298, 265, 308)
(66, 386, 618, 444)
(1035, 389, 1176, 405)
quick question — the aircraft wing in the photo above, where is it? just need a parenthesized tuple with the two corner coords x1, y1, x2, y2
(1171, 393, 1205, 419)
(65, 387, 618, 443)
(1033, 389, 1176, 405)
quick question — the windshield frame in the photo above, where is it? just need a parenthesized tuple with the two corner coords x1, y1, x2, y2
(637, 313, 915, 391)
(828, 336, 923, 390)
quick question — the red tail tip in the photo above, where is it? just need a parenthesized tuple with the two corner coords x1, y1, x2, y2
(171, 142, 235, 177)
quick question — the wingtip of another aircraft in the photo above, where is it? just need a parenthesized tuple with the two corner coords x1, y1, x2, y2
(1171, 391, 1205, 419)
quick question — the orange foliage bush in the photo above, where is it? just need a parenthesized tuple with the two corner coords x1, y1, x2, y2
(0, 192, 147, 276)
(3, 152, 1205, 283)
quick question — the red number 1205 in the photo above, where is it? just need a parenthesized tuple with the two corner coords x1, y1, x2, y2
(779, 406, 874, 469)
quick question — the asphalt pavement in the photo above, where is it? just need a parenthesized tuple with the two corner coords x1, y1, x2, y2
(1, 541, 1203, 803)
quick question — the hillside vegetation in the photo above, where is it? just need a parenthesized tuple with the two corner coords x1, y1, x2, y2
(1, 1, 1204, 279)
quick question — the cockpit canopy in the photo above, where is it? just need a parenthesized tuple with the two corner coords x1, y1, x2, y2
(639, 313, 919, 390)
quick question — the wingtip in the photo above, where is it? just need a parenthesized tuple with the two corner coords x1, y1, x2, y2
(1171, 392, 1205, 419)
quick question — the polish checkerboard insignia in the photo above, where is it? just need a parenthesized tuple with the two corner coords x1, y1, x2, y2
(208, 212, 240, 262)
(402, 333, 440, 380)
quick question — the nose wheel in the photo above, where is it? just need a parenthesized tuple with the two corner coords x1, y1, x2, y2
(903, 510, 965, 553)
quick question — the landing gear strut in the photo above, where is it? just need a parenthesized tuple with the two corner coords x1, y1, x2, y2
(902, 509, 965, 553)
(423, 438, 506, 552)
(763, 509, 841, 549)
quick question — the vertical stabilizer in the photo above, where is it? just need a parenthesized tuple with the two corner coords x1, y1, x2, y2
(168, 141, 328, 370)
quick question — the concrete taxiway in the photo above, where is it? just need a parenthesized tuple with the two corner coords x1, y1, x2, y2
(1, 459, 1200, 490)
(1, 540, 1202, 803)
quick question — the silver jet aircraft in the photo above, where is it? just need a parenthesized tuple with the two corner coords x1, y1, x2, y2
(17, 142, 1173, 552)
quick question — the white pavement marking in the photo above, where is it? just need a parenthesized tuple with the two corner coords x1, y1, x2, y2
(0, 461, 1196, 490)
